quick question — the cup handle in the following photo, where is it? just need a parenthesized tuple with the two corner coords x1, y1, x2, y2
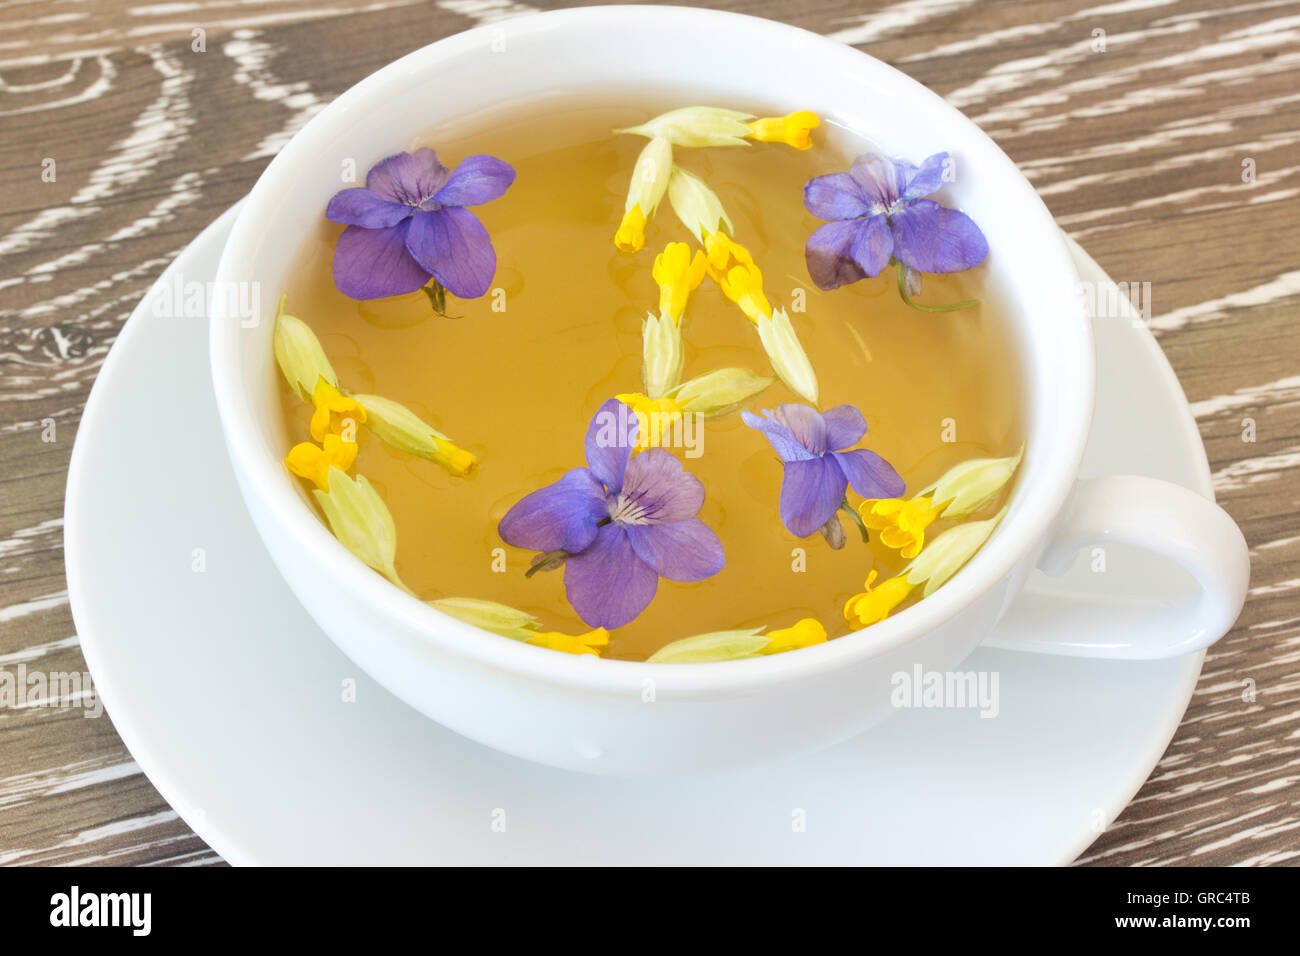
(983, 475, 1249, 659)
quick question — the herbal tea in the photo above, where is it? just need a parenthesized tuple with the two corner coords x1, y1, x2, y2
(274, 96, 1024, 662)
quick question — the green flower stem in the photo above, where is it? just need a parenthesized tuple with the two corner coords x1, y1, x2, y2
(840, 500, 870, 544)
(894, 260, 980, 313)
(525, 550, 568, 578)
(422, 281, 460, 318)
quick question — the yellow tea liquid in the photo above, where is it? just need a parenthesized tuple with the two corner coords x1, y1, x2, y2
(280, 96, 1024, 661)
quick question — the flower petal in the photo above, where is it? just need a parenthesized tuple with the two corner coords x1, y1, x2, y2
(805, 216, 892, 291)
(325, 188, 412, 228)
(563, 524, 659, 628)
(366, 148, 449, 205)
(498, 467, 607, 554)
(405, 206, 497, 299)
(769, 403, 831, 456)
(332, 221, 432, 300)
(618, 449, 705, 523)
(900, 152, 948, 202)
(890, 200, 989, 274)
(820, 404, 869, 451)
(780, 457, 848, 537)
(626, 518, 725, 583)
(433, 154, 516, 207)
(802, 172, 871, 221)
(833, 448, 905, 500)
(742, 409, 815, 462)
(849, 154, 908, 209)
(585, 397, 638, 493)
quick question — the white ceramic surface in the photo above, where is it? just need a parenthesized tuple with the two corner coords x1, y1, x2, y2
(68, 204, 1210, 864)
(207, 6, 1248, 775)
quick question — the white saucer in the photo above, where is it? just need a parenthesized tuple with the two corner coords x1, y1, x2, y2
(65, 203, 1209, 865)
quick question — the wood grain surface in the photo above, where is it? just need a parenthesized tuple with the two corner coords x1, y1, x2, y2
(2, 0, 1297, 866)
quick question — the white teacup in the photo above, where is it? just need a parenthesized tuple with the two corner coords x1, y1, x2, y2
(210, 6, 1249, 776)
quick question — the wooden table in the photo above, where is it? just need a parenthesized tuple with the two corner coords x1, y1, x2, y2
(2, 0, 1297, 867)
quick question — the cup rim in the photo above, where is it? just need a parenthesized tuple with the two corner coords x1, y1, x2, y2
(210, 4, 1093, 696)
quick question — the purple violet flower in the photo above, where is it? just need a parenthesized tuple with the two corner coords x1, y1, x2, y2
(326, 147, 515, 301)
(498, 398, 725, 629)
(742, 403, 904, 538)
(803, 152, 988, 292)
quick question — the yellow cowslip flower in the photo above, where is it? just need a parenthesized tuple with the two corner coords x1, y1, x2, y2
(615, 134, 672, 253)
(647, 628, 769, 663)
(430, 597, 610, 656)
(353, 393, 477, 477)
(313, 467, 406, 592)
(617, 106, 754, 148)
(844, 506, 1008, 630)
(759, 618, 828, 654)
(428, 597, 538, 640)
(309, 378, 367, 443)
(921, 445, 1025, 518)
(615, 392, 686, 452)
(861, 446, 1024, 558)
(756, 307, 819, 405)
(285, 433, 358, 491)
(639, 241, 707, 398)
(640, 312, 685, 398)
(652, 241, 708, 323)
(672, 366, 773, 416)
(844, 569, 917, 630)
(746, 111, 820, 150)
(702, 232, 819, 404)
(667, 167, 733, 243)
(859, 496, 945, 560)
(704, 232, 771, 324)
(273, 295, 337, 402)
(527, 628, 610, 657)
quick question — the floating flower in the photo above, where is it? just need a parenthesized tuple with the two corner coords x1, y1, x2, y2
(618, 107, 755, 148)
(803, 152, 987, 310)
(742, 403, 904, 539)
(429, 597, 610, 656)
(842, 569, 916, 629)
(859, 496, 945, 560)
(667, 167, 733, 243)
(652, 241, 709, 323)
(313, 466, 407, 592)
(702, 232, 820, 403)
(428, 597, 539, 640)
(757, 617, 828, 654)
(843, 507, 1007, 630)
(274, 300, 477, 484)
(285, 434, 359, 491)
(671, 366, 773, 416)
(646, 628, 769, 663)
(353, 393, 478, 477)
(615, 135, 672, 253)
(309, 378, 366, 442)
(618, 106, 820, 150)
(859, 446, 1023, 558)
(705, 232, 771, 324)
(526, 628, 610, 657)
(326, 147, 515, 300)
(498, 398, 725, 629)
(647, 616, 829, 662)
(746, 111, 820, 150)
(639, 241, 708, 397)
(273, 296, 338, 402)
